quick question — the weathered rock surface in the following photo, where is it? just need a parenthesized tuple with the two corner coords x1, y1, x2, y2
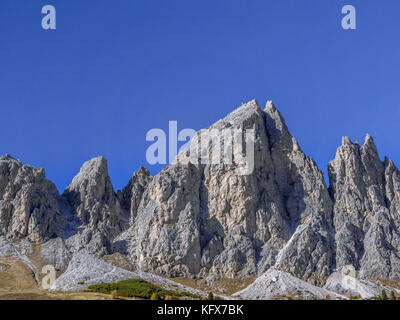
(124, 100, 334, 283)
(62, 156, 129, 255)
(329, 135, 400, 281)
(117, 166, 152, 223)
(0, 155, 65, 244)
(40, 237, 71, 271)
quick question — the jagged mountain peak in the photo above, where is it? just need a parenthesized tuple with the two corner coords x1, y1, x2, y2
(333, 134, 376, 165)
(65, 155, 113, 199)
(341, 136, 352, 145)
(338, 134, 379, 155)
(361, 133, 378, 152)
(329, 131, 400, 280)
(364, 133, 374, 144)
(124, 99, 334, 281)
(383, 156, 397, 170)
(80, 155, 108, 172)
(0, 155, 65, 244)
(62, 155, 127, 255)
(265, 100, 276, 112)
(0, 154, 19, 162)
(118, 166, 152, 221)
(70, 156, 108, 180)
(264, 101, 294, 151)
(137, 166, 151, 176)
(213, 99, 263, 129)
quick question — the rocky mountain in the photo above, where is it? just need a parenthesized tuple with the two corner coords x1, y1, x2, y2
(118, 100, 335, 284)
(117, 166, 152, 224)
(62, 156, 129, 255)
(1, 99, 400, 299)
(329, 135, 400, 280)
(0, 154, 65, 243)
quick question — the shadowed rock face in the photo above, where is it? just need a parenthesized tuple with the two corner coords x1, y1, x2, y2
(117, 166, 152, 223)
(1, 99, 400, 285)
(329, 135, 400, 280)
(0, 155, 65, 243)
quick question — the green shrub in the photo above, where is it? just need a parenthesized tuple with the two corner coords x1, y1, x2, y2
(88, 283, 113, 293)
(88, 278, 200, 300)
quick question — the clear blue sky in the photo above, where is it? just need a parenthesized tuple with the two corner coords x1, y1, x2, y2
(0, 0, 399, 192)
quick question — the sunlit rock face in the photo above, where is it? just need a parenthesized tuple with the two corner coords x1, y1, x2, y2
(62, 156, 129, 255)
(0, 154, 65, 244)
(124, 100, 334, 282)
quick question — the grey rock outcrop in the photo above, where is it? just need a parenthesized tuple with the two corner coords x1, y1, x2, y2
(125, 100, 334, 282)
(329, 135, 400, 280)
(63, 156, 128, 255)
(0, 155, 65, 243)
(117, 166, 152, 223)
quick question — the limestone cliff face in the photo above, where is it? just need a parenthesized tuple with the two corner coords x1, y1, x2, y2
(62, 156, 128, 255)
(329, 135, 400, 280)
(126, 100, 334, 282)
(117, 166, 152, 223)
(0, 155, 65, 244)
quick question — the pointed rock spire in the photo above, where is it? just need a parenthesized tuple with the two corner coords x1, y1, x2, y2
(0, 156, 65, 243)
(118, 166, 152, 222)
(63, 156, 128, 255)
(328, 134, 400, 280)
(265, 100, 276, 112)
(342, 136, 352, 145)
(263, 100, 294, 152)
(362, 133, 379, 154)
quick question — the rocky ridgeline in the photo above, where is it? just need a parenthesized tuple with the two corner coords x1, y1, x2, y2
(1, 100, 400, 297)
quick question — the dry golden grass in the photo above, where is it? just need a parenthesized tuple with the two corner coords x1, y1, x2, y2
(378, 279, 400, 290)
(0, 256, 139, 300)
(0, 258, 37, 291)
(0, 290, 121, 300)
